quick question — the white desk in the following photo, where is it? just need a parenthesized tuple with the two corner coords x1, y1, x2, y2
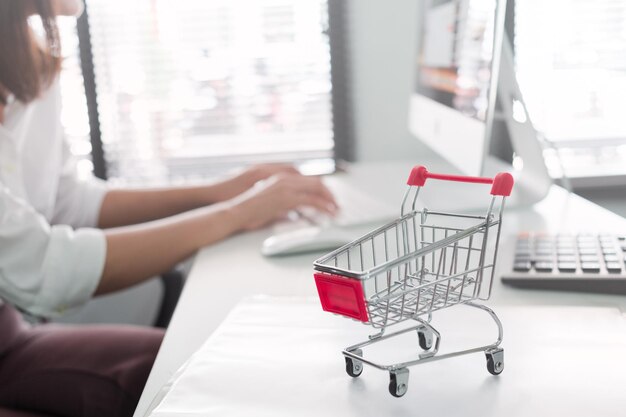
(134, 160, 626, 417)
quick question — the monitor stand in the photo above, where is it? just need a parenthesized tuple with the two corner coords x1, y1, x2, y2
(483, 33, 552, 208)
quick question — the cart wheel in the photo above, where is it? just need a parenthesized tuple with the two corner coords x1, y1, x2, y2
(345, 349, 363, 378)
(417, 328, 433, 350)
(388, 369, 409, 398)
(485, 348, 504, 375)
(345, 357, 363, 377)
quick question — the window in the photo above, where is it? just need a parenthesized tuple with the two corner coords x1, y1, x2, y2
(57, 17, 94, 180)
(515, 0, 626, 179)
(60, 0, 334, 185)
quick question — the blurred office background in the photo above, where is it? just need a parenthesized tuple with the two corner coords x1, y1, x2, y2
(52, 0, 626, 325)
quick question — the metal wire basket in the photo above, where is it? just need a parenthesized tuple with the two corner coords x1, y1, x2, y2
(313, 165, 514, 397)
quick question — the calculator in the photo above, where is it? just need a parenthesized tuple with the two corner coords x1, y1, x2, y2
(501, 232, 626, 294)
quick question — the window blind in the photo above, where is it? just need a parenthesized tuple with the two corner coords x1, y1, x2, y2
(57, 17, 94, 181)
(63, 0, 334, 185)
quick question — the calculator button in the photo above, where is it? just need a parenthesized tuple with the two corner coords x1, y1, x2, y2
(557, 248, 575, 256)
(603, 255, 620, 263)
(513, 262, 531, 272)
(557, 262, 577, 272)
(581, 262, 601, 273)
(579, 248, 598, 255)
(606, 262, 623, 273)
(602, 248, 617, 255)
(557, 255, 576, 262)
(535, 242, 553, 248)
(535, 244, 553, 250)
(534, 262, 553, 272)
(532, 256, 553, 263)
(580, 255, 599, 263)
(577, 241, 596, 248)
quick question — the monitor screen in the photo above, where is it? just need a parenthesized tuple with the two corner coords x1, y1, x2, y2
(409, 0, 503, 175)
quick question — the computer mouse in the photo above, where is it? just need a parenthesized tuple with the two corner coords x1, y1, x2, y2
(261, 226, 353, 257)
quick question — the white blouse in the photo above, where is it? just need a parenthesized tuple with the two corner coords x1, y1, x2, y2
(0, 80, 108, 317)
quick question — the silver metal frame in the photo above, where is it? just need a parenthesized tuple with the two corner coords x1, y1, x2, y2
(314, 183, 508, 397)
(343, 302, 503, 370)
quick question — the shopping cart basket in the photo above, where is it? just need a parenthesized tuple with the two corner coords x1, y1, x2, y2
(313, 165, 514, 397)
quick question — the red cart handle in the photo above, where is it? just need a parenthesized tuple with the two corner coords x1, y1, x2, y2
(407, 165, 514, 197)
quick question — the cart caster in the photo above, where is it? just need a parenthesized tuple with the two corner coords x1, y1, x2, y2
(345, 349, 363, 378)
(417, 327, 434, 350)
(485, 348, 504, 375)
(389, 368, 409, 398)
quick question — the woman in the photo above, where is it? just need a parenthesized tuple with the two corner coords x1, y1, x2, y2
(0, 1, 337, 416)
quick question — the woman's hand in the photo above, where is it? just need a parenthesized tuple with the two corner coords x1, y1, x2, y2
(230, 172, 338, 231)
(240, 163, 301, 185)
(211, 163, 301, 202)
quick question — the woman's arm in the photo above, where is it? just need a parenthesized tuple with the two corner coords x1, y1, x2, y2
(96, 172, 337, 294)
(97, 202, 239, 294)
(98, 183, 239, 229)
(97, 164, 308, 228)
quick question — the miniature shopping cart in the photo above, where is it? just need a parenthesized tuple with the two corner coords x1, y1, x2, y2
(313, 165, 514, 397)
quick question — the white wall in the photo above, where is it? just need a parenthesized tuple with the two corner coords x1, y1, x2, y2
(348, 0, 436, 162)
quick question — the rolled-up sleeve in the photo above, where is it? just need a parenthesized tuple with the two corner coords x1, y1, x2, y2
(50, 139, 108, 228)
(0, 183, 106, 317)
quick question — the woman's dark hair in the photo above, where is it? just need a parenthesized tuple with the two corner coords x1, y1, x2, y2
(0, 0, 62, 104)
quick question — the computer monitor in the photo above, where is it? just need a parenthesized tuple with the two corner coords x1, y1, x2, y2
(409, 0, 504, 176)
(409, 0, 552, 207)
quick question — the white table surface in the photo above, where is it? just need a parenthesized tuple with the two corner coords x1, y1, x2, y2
(148, 297, 626, 417)
(134, 159, 626, 417)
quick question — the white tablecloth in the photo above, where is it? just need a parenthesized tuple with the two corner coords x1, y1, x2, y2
(147, 296, 626, 417)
